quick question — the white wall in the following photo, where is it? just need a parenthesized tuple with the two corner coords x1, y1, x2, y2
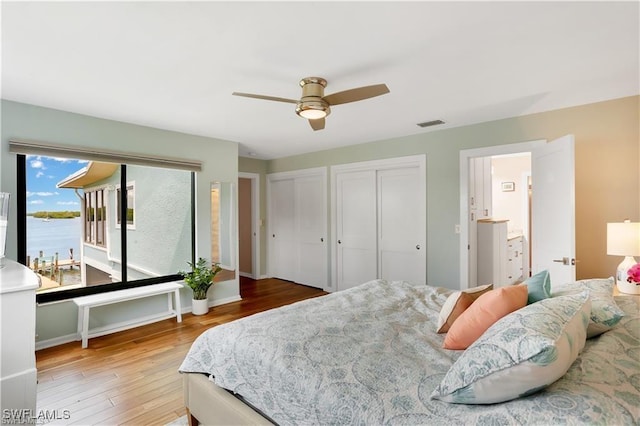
(491, 154, 531, 234)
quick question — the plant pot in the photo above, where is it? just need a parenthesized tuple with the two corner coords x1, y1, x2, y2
(192, 298, 209, 315)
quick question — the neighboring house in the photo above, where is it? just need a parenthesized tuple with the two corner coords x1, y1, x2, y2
(57, 161, 192, 287)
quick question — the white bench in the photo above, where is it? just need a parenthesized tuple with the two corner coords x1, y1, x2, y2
(73, 282, 183, 348)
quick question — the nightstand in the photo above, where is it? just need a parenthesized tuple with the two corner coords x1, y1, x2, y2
(613, 284, 640, 306)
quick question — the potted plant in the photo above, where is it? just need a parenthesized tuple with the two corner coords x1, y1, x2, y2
(179, 257, 222, 315)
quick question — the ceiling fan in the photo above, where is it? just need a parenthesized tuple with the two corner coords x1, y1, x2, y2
(232, 77, 390, 131)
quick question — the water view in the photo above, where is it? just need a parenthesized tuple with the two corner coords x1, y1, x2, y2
(27, 216, 81, 261)
(27, 215, 82, 289)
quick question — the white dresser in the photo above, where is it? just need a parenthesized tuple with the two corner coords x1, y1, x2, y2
(477, 219, 524, 287)
(506, 235, 524, 284)
(0, 259, 40, 421)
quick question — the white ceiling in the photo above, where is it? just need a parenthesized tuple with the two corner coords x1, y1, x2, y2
(2, 1, 638, 160)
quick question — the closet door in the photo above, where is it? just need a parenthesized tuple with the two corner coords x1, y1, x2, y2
(336, 170, 377, 291)
(295, 174, 327, 288)
(378, 167, 425, 285)
(269, 179, 296, 281)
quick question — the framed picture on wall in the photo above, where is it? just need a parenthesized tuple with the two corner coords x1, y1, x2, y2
(502, 182, 515, 192)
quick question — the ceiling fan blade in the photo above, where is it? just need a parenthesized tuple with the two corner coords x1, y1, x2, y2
(232, 92, 298, 104)
(309, 118, 325, 131)
(323, 84, 389, 106)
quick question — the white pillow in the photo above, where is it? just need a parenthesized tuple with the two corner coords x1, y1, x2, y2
(431, 291, 591, 404)
(436, 284, 493, 333)
(552, 277, 624, 338)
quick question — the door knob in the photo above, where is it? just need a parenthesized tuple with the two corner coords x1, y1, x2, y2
(338, 240, 342, 244)
(416, 245, 421, 250)
(320, 237, 324, 242)
(553, 257, 575, 266)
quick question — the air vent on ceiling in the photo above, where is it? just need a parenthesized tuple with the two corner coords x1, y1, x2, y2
(417, 119, 445, 128)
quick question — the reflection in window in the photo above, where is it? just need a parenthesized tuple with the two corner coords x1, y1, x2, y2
(211, 182, 234, 270)
(211, 185, 220, 265)
(116, 183, 135, 228)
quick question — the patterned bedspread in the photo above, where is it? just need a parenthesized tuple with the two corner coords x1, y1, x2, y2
(179, 280, 640, 425)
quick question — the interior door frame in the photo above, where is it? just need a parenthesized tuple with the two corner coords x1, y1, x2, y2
(238, 172, 260, 279)
(459, 140, 545, 290)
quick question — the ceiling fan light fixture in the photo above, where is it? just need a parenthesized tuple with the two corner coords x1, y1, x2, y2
(233, 76, 389, 130)
(296, 100, 330, 120)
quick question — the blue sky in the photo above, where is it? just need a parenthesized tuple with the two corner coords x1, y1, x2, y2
(26, 155, 87, 213)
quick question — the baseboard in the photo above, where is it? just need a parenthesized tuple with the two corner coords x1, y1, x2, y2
(36, 333, 78, 351)
(210, 295, 241, 307)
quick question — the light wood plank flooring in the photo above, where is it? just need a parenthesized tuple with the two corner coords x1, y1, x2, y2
(36, 277, 327, 425)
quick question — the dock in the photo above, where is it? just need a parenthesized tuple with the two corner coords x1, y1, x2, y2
(29, 250, 80, 289)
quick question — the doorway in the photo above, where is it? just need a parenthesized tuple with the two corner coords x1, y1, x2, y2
(459, 140, 545, 289)
(478, 152, 531, 287)
(461, 136, 576, 290)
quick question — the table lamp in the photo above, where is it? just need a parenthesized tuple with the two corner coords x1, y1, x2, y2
(607, 219, 640, 294)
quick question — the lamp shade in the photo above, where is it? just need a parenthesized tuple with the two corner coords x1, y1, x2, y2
(607, 221, 640, 256)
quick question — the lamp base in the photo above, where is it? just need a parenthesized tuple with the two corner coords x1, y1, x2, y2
(615, 256, 640, 295)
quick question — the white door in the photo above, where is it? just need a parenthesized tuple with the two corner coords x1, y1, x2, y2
(532, 134, 575, 285)
(269, 179, 296, 281)
(295, 175, 327, 288)
(378, 167, 426, 285)
(336, 170, 378, 291)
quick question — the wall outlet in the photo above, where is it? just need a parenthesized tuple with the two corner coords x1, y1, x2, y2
(455, 224, 461, 234)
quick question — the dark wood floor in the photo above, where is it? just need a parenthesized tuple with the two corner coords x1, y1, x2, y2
(35, 277, 327, 425)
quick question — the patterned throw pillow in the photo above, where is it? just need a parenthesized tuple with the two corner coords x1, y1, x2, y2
(552, 277, 624, 338)
(436, 284, 493, 333)
(522, 269, 551, 304)
(431, 291, 591, 404)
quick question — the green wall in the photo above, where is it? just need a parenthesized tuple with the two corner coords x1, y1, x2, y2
(241, 96, 639, 288)
(1, 100, 239, 346)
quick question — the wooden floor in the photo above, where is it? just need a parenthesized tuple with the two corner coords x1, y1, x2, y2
(35, 277, 327, 425)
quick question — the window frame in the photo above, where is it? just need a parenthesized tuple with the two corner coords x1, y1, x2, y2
(16, 155, 196, 304)
(84, 186, 108, 247)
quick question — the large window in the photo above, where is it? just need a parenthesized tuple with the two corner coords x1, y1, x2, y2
(17, 151, 196, 304)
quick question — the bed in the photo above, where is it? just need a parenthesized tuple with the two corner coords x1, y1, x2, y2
(179, 279, 640, 425)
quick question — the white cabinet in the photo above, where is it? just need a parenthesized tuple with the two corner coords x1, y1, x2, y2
(469, 157, 492, 220)
(468, 157, 493, 287)
(1, 259, 40, 421)
(477, 220, 524, 287)
(267, 168, 327, 289)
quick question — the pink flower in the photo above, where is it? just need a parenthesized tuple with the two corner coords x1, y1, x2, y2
(627, 263, 640, 285)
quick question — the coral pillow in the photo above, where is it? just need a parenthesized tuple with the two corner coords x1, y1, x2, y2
(443, 285, 528, 350)
(436, 284, 493, 333)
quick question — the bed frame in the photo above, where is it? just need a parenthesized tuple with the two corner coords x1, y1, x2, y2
(182, 373, 272, 426)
